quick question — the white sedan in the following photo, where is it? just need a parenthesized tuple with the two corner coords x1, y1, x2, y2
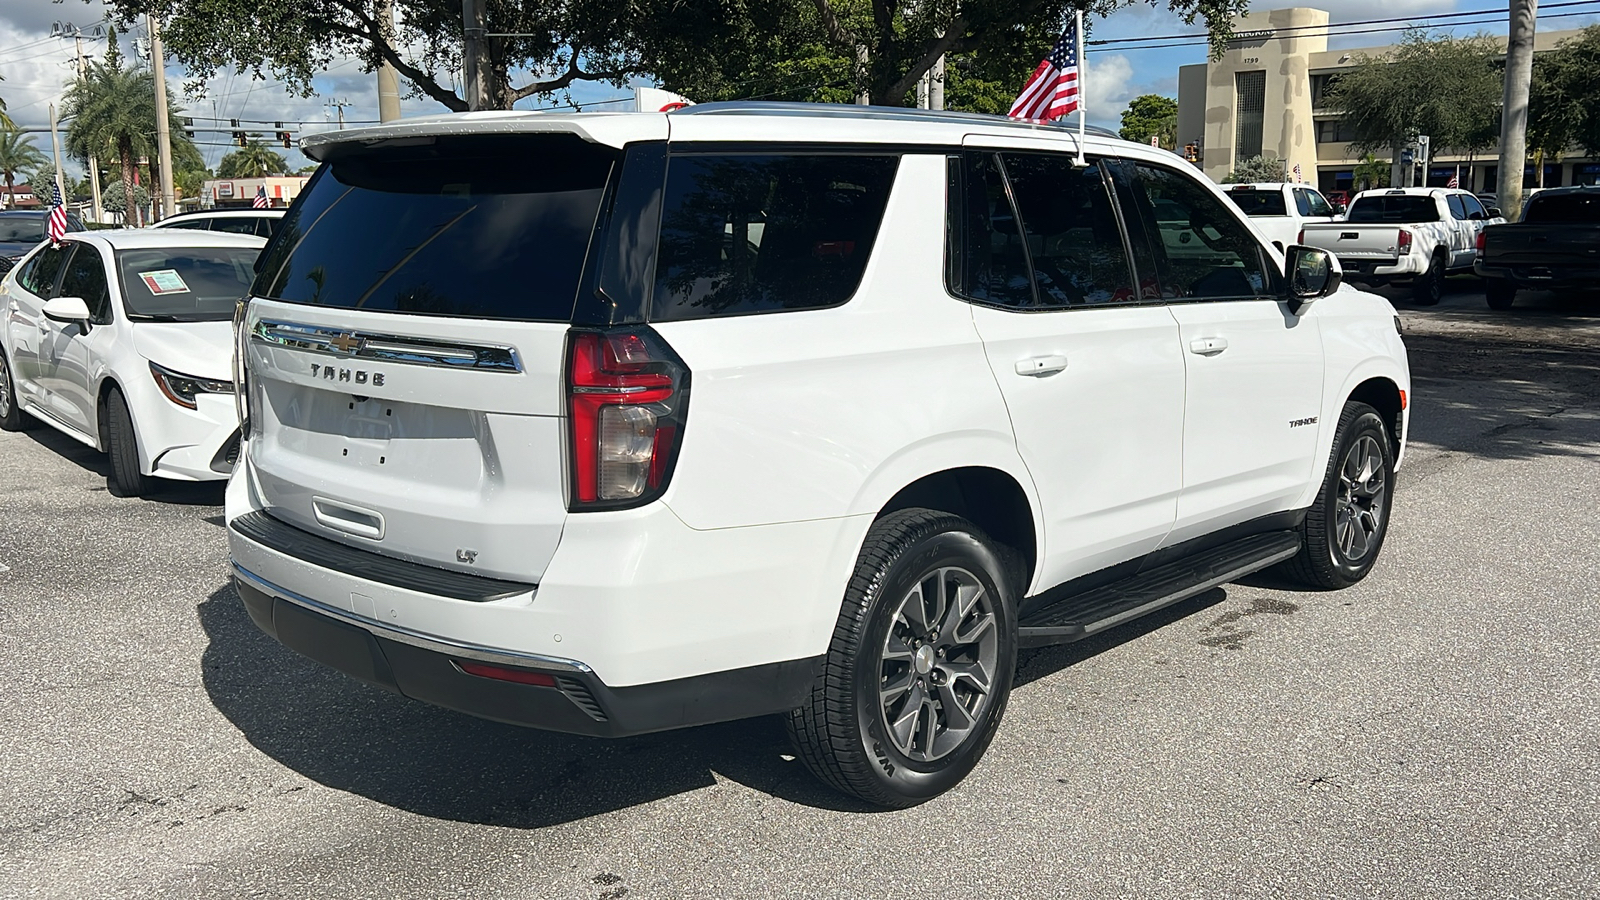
(0, 229, 265, 496)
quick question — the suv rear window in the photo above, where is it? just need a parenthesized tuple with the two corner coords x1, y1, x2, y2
(651, 154, 900, 321)
(1346, 195, 1440, 223)
(1226, 189, 1288, 216)
(252, 135, 616, 321)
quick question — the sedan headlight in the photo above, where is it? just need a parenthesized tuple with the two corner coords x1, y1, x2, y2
(150, 362, 233, 410)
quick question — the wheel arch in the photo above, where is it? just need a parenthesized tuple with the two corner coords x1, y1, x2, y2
(1346, 375, 1404, 456)
(875, 466, 1039, 600)
(94, 374, 123, 453)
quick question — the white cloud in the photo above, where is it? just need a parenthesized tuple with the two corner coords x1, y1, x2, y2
(1082, 52, 1137, 131)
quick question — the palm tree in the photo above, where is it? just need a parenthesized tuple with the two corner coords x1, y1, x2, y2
(218, 139, 290, 178)
(61, 60, 188, 226)
(0, 72, 15, 130)
(0, 130, 46, 209)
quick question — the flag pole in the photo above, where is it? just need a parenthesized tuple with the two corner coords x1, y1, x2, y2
(1075, 10, 1087, 166)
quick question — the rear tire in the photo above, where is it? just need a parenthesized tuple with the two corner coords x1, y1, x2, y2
(0, 346, 28, 432)
(105, 388, 154, 498)
(1486, 280, 1517, 310)
(1411, 251, 1445, 306)
(787, 508, 1018, 808)
(1281, 402, 1395, 590)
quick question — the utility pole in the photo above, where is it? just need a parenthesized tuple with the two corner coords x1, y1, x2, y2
(461, 0, 490, 111)
(58, 25, 106, 223)
(326, 99, 353, 130)
(1498, 0, 1537, 221)
(929, 55, 945, 111)
(148, 14, 175, 219)
(377, 0, 401, 122)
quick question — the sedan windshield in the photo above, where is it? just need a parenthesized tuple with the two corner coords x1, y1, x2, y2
(116, 247, 261, 321)
(0, 217, 46, 243)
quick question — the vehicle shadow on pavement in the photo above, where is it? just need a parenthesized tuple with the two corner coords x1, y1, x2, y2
(18, 424, 227, 505)
(1013, 587, 1231, 689)
(196, 582, 885, 824)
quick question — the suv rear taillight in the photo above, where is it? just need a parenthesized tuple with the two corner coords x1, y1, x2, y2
(1475, 231, 1486, 252)
(566, 328, 690, 509)
(1397, 229, 1413, 255)
(1297, 228, 1305, 245)
(231, 299, 252, 439)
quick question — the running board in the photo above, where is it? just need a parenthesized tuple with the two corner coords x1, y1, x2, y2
(1017, 531, 1301, 649)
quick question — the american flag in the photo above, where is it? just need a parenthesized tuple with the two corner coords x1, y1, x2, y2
(1008, 19, 1081, 121)
(1447, 172, 1459, 188)
(252, 185, 270, 209)
(46, 180, 68, 245)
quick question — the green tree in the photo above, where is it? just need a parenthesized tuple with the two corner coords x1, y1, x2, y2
(0, 130, 47, 210)
(130, 0, 1247, 112)
(1324, 29, 1501, 160)
(102, 179, 150, 218)
(1119, 94, 1179, 148)
(63, 61, 179, 226)
(1223, 154, 1286, 184)
(1528, 26, 1600, 160)
(1352, 153, 1391, 192)
(0, 74, 15, 130)
(217, 139, 290, 178)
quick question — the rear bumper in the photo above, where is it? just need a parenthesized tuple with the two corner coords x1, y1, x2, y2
(1474, 259, 1600, 287)
(1337, 256, 1410, 279)
(234, 565, 821, 737)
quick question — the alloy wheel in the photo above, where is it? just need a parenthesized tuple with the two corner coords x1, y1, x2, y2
(0, 358, 11, 418)
(878, 566, 1000, 763)
(1334, 434, 1387, 563)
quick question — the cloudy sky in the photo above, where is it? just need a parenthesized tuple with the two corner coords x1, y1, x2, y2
(3, 0, 1597, 176)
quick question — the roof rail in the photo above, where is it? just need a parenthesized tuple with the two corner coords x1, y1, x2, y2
(674, 100, 1122, 140)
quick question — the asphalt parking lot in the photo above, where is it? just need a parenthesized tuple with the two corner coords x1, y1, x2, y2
(1, 282, 1597, 899)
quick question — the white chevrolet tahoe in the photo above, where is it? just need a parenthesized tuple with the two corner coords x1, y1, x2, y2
(226, 103, 1411, 808)
(1300, 187, 1504, 304)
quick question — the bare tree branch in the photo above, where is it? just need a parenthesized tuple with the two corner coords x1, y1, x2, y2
(811, 0, 857, 48)
(324, 1, 468, 111)
(884, 17, 970, 103)
(507, 54, 643, 103)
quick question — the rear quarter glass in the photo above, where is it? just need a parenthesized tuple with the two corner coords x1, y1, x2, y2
(253, 134, 618, 322)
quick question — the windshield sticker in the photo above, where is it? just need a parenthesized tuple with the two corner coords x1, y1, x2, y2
(139, 269, 191, 295)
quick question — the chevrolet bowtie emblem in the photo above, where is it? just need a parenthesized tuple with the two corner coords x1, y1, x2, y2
(328, 332, 363, 354)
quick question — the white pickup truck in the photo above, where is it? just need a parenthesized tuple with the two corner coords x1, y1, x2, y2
(1299, 187, 1504, 305)
(1222, 183, 1338, 251)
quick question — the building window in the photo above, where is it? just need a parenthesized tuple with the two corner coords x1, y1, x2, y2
(1309, 73, 1343, 109)
(1315, 119, 1353, 144)
(1576, 163, 1600, 186)
(1235, 70, 1266, 161)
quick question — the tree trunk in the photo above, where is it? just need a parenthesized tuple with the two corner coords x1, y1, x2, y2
(1498, 0, 1537, 221)
(2, 173, 11, 210)
(119, 142, 137, 228)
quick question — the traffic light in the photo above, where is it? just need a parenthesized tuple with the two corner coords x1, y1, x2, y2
(278, 131, 292, 149)
(1183, 142, 1198, 163)
(234, 131, 248, 147)
(181, 116, 194, 139)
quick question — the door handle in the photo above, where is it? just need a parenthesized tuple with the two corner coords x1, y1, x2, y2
(1014, 354, 1068, 377)
(1189, 337, 1228, 355)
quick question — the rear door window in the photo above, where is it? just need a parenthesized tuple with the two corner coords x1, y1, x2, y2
(650, 153, 900, 321)
(1447, 194, 1468, 220)
(953, 152, 1036, 308)
(1304, 190, 1335, 217)
(253, 134, 617, 321)
(1225, 189, 1288, 216)
(1293, 189, 1313, 216)
(995, 153, 1135, 307)
(212, 217, 260, 235)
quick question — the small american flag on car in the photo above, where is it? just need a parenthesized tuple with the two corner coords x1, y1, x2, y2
(46, 181, 68, 245)
(253, 185, 270, 209)
(1447, 172, 1459, 188)
(1008, 18, 1081, 122)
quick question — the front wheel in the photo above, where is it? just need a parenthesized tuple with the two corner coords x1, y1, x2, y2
(1486, 280, 1517, 310)
(787, 509, 1017, 808)
(1411, 252, 1445, 306)
(105, 388, 154, 498)
(1281, 402, 1395, 589)
(0, 346, 28, 432)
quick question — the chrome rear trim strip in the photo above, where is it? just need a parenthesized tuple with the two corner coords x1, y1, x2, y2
(251, 319, 522, 372)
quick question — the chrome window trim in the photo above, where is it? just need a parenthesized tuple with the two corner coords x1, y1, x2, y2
(251, 319, 523, 372)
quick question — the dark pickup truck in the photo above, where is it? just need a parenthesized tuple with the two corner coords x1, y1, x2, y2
(1474, 185, 1600, 309)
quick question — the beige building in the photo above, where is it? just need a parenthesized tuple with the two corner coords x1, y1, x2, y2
(1176, 7, 1598, 195)
(200, 175, 310, 210)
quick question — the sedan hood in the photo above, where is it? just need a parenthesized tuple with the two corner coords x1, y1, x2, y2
(0, 239, 41, 260)
(131, 321, 234, 381)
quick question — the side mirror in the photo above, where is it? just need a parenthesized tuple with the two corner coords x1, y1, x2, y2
(1487, 207, 1504, 218)
(1284, 245, 1341, 311)
(42, 295, 92, 327)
